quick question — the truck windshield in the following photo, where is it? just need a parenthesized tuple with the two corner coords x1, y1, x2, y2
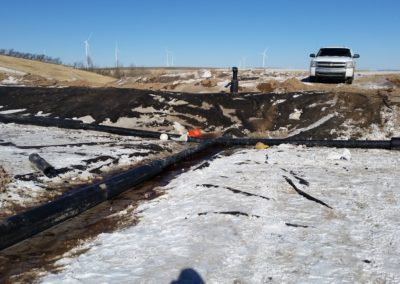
(317, 48, 351, 57)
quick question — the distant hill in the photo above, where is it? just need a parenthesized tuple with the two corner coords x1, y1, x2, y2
(0, 55, 115, 87)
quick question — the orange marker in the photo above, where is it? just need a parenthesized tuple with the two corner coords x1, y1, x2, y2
(187, 128, 202, 138)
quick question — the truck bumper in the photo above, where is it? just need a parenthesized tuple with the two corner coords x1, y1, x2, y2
(311, 67, 354, 79)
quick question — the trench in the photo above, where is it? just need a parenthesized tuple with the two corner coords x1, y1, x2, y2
(1, 115, 400, 252)
(1, 112, 400, 280)
(0, 145, 225, 283)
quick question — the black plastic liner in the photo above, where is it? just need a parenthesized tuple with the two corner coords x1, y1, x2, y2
(0, 140, 215, 251)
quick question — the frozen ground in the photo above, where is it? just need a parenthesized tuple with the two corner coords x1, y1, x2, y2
(40, 145, 400, 283)
(1, 74, 400, 282)
(0, 123, 185, 217)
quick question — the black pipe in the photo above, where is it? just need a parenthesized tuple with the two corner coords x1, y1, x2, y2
(2, 113, 399, 150)
(0, 140, 216, 251)
(0, 114, 179, 139)
(28, 153, 58, 178)
(230, 67, 239, 93)
(187, 137, 399, 150)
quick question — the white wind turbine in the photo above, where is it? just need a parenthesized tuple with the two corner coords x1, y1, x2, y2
(165, 48, 170, 67)
(84, 33, 92, 68)
(115, 42, 120, 68)
(165, 49, 174, 67)
(261, 48, 268, 69)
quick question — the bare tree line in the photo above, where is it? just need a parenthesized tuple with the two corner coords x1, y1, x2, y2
(0, 48, 63, 65)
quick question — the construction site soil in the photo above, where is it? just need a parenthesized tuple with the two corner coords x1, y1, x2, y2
(1, 86, 399, 140)
(1, 84, 400, 282)
(0, 146, 222, 283)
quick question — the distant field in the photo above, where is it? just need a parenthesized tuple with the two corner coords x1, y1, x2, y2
(0, 55, 115, 86)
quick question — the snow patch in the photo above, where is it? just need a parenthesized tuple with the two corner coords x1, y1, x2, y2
(167, 99, 189, 106)
(1, 76, 20, 85)
(327, 148, 352, 160)
(131, 106, 158, 113)
(40, 147, 400, 283)
(289, 108, 302, 120)
(272, 99, 286, 105)
(101, 117, 137, 128)
(288, 113, 335, 137)
(199, 69, 212, 79)
(78, 115, 96, 124)
(0, 66, 26, 75)
(0, 108, 26, 114)
(35, 111, 51, 117)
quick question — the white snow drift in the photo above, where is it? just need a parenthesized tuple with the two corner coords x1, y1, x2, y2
(41, 145, 400, 283)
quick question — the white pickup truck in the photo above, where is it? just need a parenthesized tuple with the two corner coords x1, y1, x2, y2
(309, 47, 360, 84)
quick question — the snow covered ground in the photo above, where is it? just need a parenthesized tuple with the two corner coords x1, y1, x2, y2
(0, 123, 185, 216)
(41, 144, 400, 283)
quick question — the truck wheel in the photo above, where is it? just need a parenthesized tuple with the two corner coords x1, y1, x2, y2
(345, 77, 354, 84)
(309, 76, 316, 83)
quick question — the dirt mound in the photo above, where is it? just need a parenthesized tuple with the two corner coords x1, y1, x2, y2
(257, 78, 309, 93)
(0, 166, 11, 193)
(387, 74, 400, 88)
(280, 78, 309, 92)
(162, 83, 180, 90)
(256, 82, 276, 92)
(23, 73, 56, 86)
(148, 75, 181, 84)
(200, 79, 218, 88)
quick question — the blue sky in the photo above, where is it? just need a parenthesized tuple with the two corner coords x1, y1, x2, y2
(1, 0, 399, 69)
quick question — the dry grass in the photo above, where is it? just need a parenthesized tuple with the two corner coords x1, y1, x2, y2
(0, 55, 115, 86)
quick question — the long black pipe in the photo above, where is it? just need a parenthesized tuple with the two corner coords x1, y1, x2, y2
(0, 140, 216, 251)
(187, 137, 400, 150)
(1, 114, 399, 150)
(0, 113, 180, 139)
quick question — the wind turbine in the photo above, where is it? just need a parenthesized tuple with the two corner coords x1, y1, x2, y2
(165, 48, 170, 67)
(115, 42, 120, 68)
(261, 48, 268, 69)
(84, 33, 92, 68)
(170, 51, 174, 67)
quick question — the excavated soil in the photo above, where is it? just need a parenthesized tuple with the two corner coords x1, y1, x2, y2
(0, 86, 399, 139)
(1, 85, 400, 282)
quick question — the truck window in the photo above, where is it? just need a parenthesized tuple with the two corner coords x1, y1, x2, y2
(317, 48, 351, 57)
